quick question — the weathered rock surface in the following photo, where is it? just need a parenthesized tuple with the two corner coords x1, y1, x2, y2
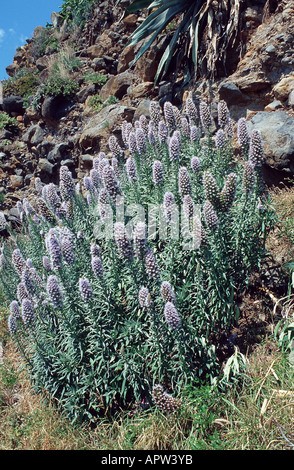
(247, 110, 294, 174)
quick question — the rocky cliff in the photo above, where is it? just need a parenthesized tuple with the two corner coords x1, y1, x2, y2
(0, 0, 293, 226)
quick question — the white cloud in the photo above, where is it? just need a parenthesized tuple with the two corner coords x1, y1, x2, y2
(0, 29, 5, 42)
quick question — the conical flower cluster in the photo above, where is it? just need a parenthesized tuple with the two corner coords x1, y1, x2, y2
(249, 129, 264, 167)
(152, 160, 164, 185)
(46, 274, 63, 308)
(108, 135, 123, 158)
(199, 101, 212, 131)
(203, 200, 219, 231)
(178, 167, 192, 198)
(242, 161, 256, 195)
(12, 249, 26, 277)
(160, 281, 176, 304)
(114, 222, 133, 260)
(164, 301, 181, 330)
(163, 191, 176, 223)
(21, 298, 35, 326)
(125, 157, 138, 183)
(138, 286, 152, 308)
(168, 135, 180, 161)
(217, 100, 230, 129)
(152, 384, 181, 414)
(149, 100, 161, 125)
(59, 166, 75, 201)
(191, 156, 201, 173)
(133, 222, 147, 259)
(136, 127, 147, 154)
(103, 165, 120, 202)
(185, 96, 198, 124)
(79, 277, 93, 302)
(220, 172, 237, 211)
(158, 120, 168, 143)
(203, 171, 220, 207)
(145, 248, 160, 280)
(163, 101, 176, 131)
(91, 256, 103, 277)
(237, 117, 250, 154)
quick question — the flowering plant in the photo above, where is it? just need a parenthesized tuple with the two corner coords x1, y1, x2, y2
(0, 96, 272, 421)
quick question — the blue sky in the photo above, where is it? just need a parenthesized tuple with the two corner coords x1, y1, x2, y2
(0, 0, 63, 80)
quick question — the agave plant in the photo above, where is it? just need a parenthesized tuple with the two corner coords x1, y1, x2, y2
(126, 0, 242, 83)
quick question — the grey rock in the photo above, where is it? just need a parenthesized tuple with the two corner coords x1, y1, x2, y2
(2, 95, 24, 114)
(47, 142, 70, 162)
(39, 158, 54, 175)
(218, 82, 247, 106)
(247, 110, 294, 174)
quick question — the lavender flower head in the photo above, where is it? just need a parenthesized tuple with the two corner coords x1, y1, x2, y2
(102, 164, 120, 202)
(191, 156, 201, 173)
(163, 191, 176, 223)
(217, 100, 230, 129)
(108, 135, 123, 158)
(203, 200, 219, 231)
(138, 286, 152, 308)
(249, 129, 264, 167)
(242, 161, 256, 195)
(169, 135, 180, 161)
(47, 231, 62, 270)
(160, 281, 176, 304)
(220, 172, 238, 211)
(178, 167, 192, 198)
(136, 127, 147, 154)
(133, 222, 147, 259)
(185, 96, 198, 124)
(152, 160, 164, 185)
(59, 165, 75, 201)
(158, 120, 168, 143)
(91, 256, 103, 277)
(145, 248, 160, 280)
(163, 101, 176, 131)
(199, 101, 213, 132)
(47, 274, 63, 308)
(128, 131, 138, 154)
(114, 222, 133, 260)
(237, 117, 250, 153)
(203, 171, 220, 207)
(215, 129, 225, 148)
(125, 157, 138, 183)
(164, 302, 181, 330)
(149, 100, 161, 125)
(79, 277, 93, 302)
(12, 249, 26, 277)
(21, 298, 35, 326)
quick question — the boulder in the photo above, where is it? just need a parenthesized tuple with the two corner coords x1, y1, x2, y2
(247, 110, 294, 174)
(79, 104, 134, 150)
(99, 71, 134, 100)
(41, 96, 76, 124)
(2, 95, 25, 115)
(273, 75, 294, 102)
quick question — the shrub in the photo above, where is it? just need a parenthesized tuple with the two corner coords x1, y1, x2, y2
(84, 72, 108, 87)
(0, 96, 273, 422)
(0, 113, 19, 133)
(42, 76, 80, 98)
(88, 94, 119, 113)
(59, 0, 96, 29)
(2, 71, 40, 99)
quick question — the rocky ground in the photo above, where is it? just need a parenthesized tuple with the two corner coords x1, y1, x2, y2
(0, 0, 293, 227)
